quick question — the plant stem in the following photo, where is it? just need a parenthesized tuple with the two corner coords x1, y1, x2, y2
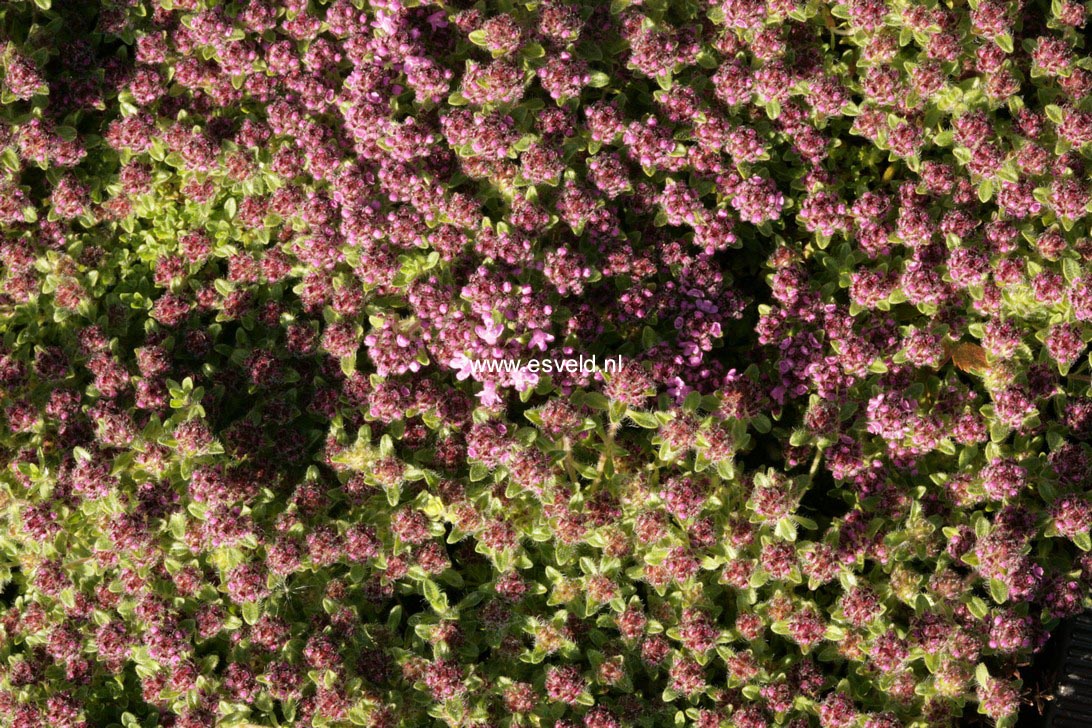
(560, 436, 579, 485)
(808, 446, 823, 482)
(595, 420, 620, 481)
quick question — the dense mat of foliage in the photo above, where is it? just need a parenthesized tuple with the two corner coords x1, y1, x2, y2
(1, 0, 1091, 726)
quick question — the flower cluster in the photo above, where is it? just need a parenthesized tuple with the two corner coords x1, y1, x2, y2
(0, 0, 1091, 727)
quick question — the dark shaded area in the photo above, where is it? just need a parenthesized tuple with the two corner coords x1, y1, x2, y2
(1029, 610, 1092, 728)
(954, 610, 1092, 727)
(0, 567, 19, 607)
(82, 663, 158, 728)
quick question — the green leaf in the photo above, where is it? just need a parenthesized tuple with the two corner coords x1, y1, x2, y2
(627, 410, 660, 428)
(973, 513, 990, 538)
(989, 420, 1010, 443)
(387, 604, 402, 631)
(422, 579, 449, 614)
(794, 515, 817, 530)
(789, 429, 810, 446)
(774, 518, 798, 542)
(989, 578, 1009, 604)
(1, 148, 20, 172)
(641, 326, 658, 349)
(968, 596, 989, 620)
(975, 662, 991, 688)
(1062, 257, 1081, 284)
(583, 392, 610, 410)
(1073, 531, 1092, 552)
(977, 179, 994, 203)
(751, 414, 772, 434)
(588, 71, 610, 88)
(242, 601, 262, 625)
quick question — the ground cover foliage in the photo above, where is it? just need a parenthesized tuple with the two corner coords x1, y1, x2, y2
(1, 0, 1092, 726)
